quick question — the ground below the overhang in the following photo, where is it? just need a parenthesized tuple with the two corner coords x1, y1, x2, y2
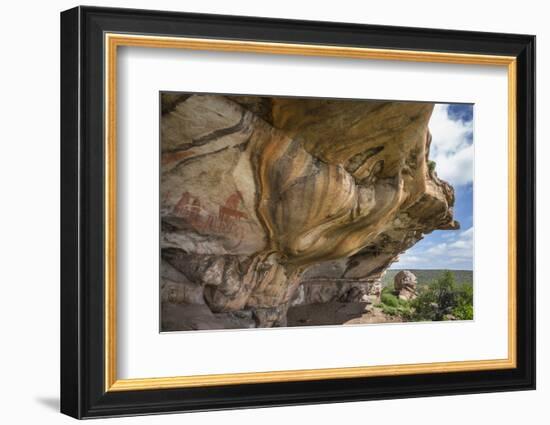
(286, 302, 402, 327)
(160, 301, 402, 332)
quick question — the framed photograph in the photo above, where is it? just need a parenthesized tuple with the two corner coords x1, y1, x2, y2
(60, 6, 535, 419)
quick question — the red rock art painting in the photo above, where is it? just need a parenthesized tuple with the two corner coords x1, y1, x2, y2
(173, 190, 249, 241)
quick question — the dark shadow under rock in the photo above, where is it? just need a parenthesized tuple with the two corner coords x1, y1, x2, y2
(161, 302, 256, 332)
(287, 301, 402, 327)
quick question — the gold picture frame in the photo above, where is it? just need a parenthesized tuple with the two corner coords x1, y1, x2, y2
(104, 34, 517, 392)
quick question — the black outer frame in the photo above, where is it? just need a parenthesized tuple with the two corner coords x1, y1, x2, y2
(60, 5, 536, 419)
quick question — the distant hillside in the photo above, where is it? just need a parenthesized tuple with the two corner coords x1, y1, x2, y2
(382, 269, 473, 288)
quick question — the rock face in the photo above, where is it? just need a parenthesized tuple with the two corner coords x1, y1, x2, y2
(160, 94, 458, 331)
(393, 270, 418, 301)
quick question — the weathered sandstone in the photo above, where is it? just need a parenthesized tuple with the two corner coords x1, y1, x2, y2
(393, 270, 418, 301)
(160, 94, 458, 330)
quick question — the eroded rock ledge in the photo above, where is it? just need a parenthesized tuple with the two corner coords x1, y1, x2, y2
(160, 94, 458, 331)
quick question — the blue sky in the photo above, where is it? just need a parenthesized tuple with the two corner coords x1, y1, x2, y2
(390, 104, 474, 270)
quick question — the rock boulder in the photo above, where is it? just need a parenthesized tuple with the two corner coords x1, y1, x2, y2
(393, 270, 418, 300)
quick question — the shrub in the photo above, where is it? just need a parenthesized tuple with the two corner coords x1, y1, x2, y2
(410, 271, 473, 321)
(453, 303, 474, 320)
(381, 305, 398, 316)
(381, 292, 399, 308)
(452, 284, 474, 320)
(378, 287, 414, 318)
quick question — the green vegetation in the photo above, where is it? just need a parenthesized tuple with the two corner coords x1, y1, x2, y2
(377, 270, 473, 322)
(409, 271, 473, 321)
(375, 287, 413, 317)
(428, 160, 437, 173)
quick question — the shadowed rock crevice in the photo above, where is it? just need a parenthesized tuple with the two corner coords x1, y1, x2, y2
(160, 94, 458, 330)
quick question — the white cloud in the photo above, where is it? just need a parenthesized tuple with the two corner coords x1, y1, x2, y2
(428, 104, 473, 186)
(447, 227, 473, 258)
(392, 227, 473, 270)
(388, 104, 474, 271)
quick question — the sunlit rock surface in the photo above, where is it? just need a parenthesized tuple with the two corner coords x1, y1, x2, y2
(160, 94, 458, 331)
(393, 270, 418, 301)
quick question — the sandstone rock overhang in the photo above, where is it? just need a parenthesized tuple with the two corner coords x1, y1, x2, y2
(160, 94, 459, 330)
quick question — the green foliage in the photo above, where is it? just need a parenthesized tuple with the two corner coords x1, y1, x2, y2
(380, 305, 399, 316)
(376, 272, 473, 321)
(453, 303, 474, 320)
(452, 284, 474, 320)
(409, 271, 473, 321)
(428, 160, 436, 173)
(379, 286, 413, 317)
(381, 292, 399, 308)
